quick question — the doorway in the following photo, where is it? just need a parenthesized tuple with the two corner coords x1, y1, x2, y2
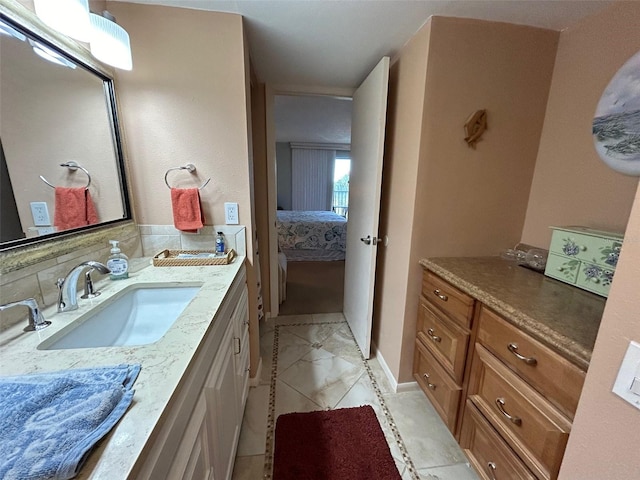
(272, 93, 352, 315)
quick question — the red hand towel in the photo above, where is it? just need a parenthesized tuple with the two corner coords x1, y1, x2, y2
(171, 188, 204, 232)
(54, 187, 99, 230)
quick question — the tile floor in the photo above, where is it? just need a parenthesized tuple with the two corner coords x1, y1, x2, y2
(231, 313, 479, 480)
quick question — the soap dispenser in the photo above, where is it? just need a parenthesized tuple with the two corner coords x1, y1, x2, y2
(107, 240, 129, 280)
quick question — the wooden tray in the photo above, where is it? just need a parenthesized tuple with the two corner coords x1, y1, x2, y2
(152, 249, 236, 267)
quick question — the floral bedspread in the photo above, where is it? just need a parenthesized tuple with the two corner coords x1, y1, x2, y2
(276, 210, 347, 251)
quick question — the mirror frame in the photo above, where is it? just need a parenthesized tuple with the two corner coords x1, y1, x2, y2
(0, 0, 133, 254)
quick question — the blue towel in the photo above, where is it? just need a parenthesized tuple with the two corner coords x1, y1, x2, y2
(0, 364, 140, 480)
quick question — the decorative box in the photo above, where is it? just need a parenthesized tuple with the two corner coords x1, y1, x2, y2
(544, 226, 623, 297)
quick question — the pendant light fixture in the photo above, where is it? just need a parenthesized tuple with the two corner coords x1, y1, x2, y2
(33, 0, 91, 42)
(89, 11, 132, 71)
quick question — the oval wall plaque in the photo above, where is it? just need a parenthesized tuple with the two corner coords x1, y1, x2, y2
(592, 50, 640, 176)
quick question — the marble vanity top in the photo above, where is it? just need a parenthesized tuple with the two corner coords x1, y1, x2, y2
(0, 257, 245, 479)
(420, 256, 606, 370)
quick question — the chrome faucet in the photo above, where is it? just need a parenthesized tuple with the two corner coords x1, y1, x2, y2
(0, 298, 51, 331)
(57, 261, 111, 313)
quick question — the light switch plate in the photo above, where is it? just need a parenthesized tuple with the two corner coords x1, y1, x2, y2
(30, 201, 51, 226)
(224, 202, 239, 225)
(612, 340, 640, 411)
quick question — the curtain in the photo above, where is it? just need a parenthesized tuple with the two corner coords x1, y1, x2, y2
(291, 148, 335, 211)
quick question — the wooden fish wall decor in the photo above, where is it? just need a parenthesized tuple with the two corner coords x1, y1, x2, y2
(464, 109, 488, 149)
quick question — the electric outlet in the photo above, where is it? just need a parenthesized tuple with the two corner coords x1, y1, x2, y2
(224, 202, 239, 225)
(30, 202, 51, 226)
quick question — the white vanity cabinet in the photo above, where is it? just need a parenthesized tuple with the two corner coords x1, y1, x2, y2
(134, 266, 250, 480)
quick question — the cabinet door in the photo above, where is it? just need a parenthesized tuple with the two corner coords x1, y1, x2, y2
(167, 393, 214, 480)
(468, 345, 571, 480)
(232, 286, 250, 408)
(417, 296, 469, 383)
(207, 326, 241, 480)
(413, 339, 462, 433)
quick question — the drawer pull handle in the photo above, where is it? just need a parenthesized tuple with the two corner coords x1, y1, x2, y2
(427, 328, 442, 343)
(234, 337, 241, 355)
(422, 373, 437, 390)
(508, 343, 537, 365)
(495, 397, 521, 426)
(487, 462, 497, 480)
(433, 289, 448, 302)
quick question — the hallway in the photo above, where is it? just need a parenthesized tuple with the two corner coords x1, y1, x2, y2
(231, 314, 478, 479)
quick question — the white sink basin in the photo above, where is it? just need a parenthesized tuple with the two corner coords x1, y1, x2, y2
(38, 283, 202, 350)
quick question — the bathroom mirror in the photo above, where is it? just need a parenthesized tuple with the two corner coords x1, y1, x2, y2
(0, 4, 131, 250)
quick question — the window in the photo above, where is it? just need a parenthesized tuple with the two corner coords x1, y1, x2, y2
(332, 157, 350, 217)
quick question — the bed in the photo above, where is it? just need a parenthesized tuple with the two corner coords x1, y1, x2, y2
(276, 210, 347, 261)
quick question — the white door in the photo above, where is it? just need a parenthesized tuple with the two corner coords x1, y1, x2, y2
(343, 57, 390, 359)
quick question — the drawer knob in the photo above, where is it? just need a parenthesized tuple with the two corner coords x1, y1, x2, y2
(508, 343, 537, 366)
(423, 373, 437, 390)
(487, 462, 497, 480)
(433, 289, 449, 302)
(427, 328, 442, 343)
(495, 397, 522, 426)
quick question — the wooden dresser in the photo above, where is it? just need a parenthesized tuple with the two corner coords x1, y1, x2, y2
(414, 257, 605, 480)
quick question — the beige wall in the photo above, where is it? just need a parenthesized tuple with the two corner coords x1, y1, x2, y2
(373, 21, 431, 377)
(109, 3, 260, 375)
(561, 183, 640, 477)
(109, 3, 252, 231)
(521, 3, 639, 247)
(538, 3, 640, 477)
(377, 17, 559, 383)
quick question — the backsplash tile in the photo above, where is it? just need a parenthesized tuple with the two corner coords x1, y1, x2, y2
(139, 225, 247, 257)
(0, 224, 142, 330)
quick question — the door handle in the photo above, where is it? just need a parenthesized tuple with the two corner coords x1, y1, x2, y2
(360, 235, 383, 246)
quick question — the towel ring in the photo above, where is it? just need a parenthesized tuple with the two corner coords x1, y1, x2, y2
(164, 163, 211, 190)
(40, 162, 91, 190)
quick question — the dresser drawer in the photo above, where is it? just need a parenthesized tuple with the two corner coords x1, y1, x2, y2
(548, 227, 622, 268)
(413, 339, 462, 433)
(417, 296, 470, 383)
(477, 307, 585, 419)
(460, 400, 536, 480)
(468, 344, 571, 480)
(544, 253, 580, 284)
(422, 271, 475, 328)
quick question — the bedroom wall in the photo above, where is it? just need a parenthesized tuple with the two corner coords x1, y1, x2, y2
(276, 142, 292, 210)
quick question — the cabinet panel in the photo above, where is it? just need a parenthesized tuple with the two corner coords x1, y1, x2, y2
(468, 345, 571, 480)
(422, 271, 475, 328)
(207, 325, 241, 480)
(460, 400, 536, 480)
(477, 307, 585, 419)
(167, 393, 214, 480)
(417, 296, 469, 383)
(413, 339, 462, 433)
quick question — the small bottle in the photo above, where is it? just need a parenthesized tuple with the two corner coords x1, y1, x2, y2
(107, 240, 129, 280)
(215, 231, 225, 256)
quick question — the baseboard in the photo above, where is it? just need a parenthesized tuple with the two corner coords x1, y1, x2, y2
(396, 381, 420, 393)
(371, 344, 399, 392)
(371, 343, 420, 393)
(249, 357, 263, 387)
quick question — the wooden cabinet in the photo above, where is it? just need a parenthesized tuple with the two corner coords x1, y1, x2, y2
(413, 271, 474, 434)
(416, 267, 588, 480)
(460, 400, 536, 480)
(461, 305, 585, 480)
(135, 267, 250, 480)
(476, 307, 584, 419)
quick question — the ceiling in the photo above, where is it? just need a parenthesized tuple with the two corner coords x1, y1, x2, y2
(113, 0, 613, 143)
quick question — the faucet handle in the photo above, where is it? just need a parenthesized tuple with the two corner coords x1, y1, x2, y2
(81, 269, 101, 299)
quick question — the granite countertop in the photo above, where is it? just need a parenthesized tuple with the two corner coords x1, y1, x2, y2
(0, 257, 245, 479)
(420, 256, 606, 370)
